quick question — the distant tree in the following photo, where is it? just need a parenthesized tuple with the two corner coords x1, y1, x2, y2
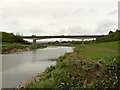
(96, 30, 120, 43)
(62, 41, 68, 43)
(116, 29, 120, 32)
(109, 31, 113, 34)
(2, 32, 28, 43)
(16, 32, 21, 36)
(55, 41, 59, 43)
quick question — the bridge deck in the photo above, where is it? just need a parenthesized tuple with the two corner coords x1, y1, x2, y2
(21, 35, 104, 39)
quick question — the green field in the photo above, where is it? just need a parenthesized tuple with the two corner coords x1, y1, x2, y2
(75, 41, 119, 59)
(25, 41, 120, 89)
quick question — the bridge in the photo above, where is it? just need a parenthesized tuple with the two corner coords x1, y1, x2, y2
(21, 35, 105, 44)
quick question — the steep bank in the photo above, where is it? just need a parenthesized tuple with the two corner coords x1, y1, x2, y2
(23, 41, 120, 89)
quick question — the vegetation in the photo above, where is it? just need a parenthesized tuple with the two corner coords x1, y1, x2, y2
(1, 30, 120, 88)
(46, 40, 95, 46)
(96, 30, 120, 43)
(46, 30, 120, 46)
(0, 32, 46, 54)
(1, 42, 46, 54)
(0, 32, 28, 43)
(26, 41, 120, 89)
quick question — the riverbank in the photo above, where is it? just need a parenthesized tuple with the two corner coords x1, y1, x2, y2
(1, 43, 47, 54)
(17, 41, 120, 89)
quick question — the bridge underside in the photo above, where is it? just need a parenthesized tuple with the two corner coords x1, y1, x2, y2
(22, 35, 104, 44)
(24, 37, 96, 45)
(23, 37, 97, 40)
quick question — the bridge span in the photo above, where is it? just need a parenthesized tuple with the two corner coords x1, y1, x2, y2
(21, 35, 105, 44)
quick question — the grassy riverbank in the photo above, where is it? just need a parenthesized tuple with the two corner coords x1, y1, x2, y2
(25, 41, 120, 89)
(1, 42, 46, 54)
(0, 32, 47, 54)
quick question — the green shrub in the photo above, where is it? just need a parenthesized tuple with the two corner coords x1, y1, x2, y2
(96, 30, 120, 43)
(1, 32, 28, 43)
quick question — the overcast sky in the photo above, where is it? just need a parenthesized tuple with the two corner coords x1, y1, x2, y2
(0, 0, 118, 36)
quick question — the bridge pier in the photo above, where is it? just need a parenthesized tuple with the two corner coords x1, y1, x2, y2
(82, 38, 84, 46)
(33, 38, 37, 44)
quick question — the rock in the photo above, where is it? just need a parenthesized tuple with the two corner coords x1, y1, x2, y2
(16, 72, 44, 89)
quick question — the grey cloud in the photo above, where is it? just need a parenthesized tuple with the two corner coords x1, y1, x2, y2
(96, 19, 117, 34)
(74, 8, 97, 15)
(3, 18, 20, 27)
(67, 26, 84, 34)
(53, 8, 97, 18)
(1, 9, 21, 29)
(0, 0, 118, 35)
(49, 22, 57, 26)
(58, 25, 91, 35)
(30, 27, 44, 35)
(1, 17, 21, 32)
(1, 3, 54, 19)
(107, 10, 117, 16)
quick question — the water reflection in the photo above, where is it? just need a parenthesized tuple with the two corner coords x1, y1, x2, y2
(2, 46, 74, 88)
(32, 49, 37, 62)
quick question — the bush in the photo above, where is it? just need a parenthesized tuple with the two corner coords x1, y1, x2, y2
(1, 32, 28, 43)
(96, 30, 120, 43)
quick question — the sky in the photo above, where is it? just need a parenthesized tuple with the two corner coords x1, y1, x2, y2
(0, 0, 119, 36)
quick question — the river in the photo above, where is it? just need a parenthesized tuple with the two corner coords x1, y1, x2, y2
(1, 46, 74, 88)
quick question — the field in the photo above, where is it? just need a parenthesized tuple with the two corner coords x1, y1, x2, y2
(25, 41, 120, 89)
(75, 41, 119, 59)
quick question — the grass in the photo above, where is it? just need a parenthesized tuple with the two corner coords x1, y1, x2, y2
(75, 41, 119, 60)
(25, 41, 120, 89)
(1, 42, 28, 49)
(87, 41, 119, 50)
(1, 42, 46, 54)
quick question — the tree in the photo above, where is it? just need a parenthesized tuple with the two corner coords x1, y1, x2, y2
(109, 31, 113, 34)
(116, 29, 120, 32)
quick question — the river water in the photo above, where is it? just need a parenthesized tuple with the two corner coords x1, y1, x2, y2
(1, 46, 74, 88)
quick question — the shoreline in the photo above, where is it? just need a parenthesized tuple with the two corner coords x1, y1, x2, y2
(16, 72, 44, 89)
(2, 47, 32, 54)
(3, 41, 119, 89)
(1, 44, 47, 54)
(23, 41, 119, 88)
